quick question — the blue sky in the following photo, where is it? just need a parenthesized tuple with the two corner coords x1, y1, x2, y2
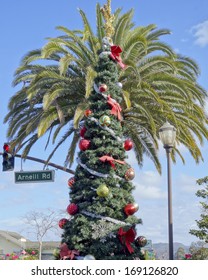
(1, 0, 208, 246)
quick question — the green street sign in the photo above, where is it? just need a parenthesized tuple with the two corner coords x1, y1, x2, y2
(14, 170, 55, 183)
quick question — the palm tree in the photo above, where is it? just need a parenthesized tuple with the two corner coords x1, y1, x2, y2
(4, 3, 208, 173)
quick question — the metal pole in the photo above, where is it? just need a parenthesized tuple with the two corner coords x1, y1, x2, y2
(0, 152, 75, 175)
(166, 147, 174, 260)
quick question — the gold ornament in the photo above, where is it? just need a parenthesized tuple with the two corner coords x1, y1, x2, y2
(96, 184, 109, 197)
(125, 168, 135, 181)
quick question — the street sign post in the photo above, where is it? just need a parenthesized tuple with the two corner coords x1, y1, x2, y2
(14, 170, 55, 183)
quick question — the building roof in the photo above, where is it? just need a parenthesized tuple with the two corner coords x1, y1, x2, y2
(0, 230, 60, 249)
(0, 230, 25, 247)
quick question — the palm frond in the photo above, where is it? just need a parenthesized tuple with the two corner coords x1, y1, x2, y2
(37, 108, 58, 137)
(78, 8, 99, 54)
(113, 9, 134, 45)
(64, 131, 80, 167)
(21, 134, 39, 158)
(85, 66, 97, 98)
(73, 102, 89, 129)
(59, 54, 75, 76)
(20, 49, 43, 65)
(46, 126, 75, 165)
(96, 3, 105, 44)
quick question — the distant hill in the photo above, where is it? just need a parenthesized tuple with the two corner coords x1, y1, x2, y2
(153, 242, 190, 260)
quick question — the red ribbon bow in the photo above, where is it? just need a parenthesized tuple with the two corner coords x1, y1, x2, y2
(99, 155, 125, 169)
(118, 227, 136, 254)
(110, 45, 126, 69)
(107, 95, 122, 121)
(60, 243, 80, 260)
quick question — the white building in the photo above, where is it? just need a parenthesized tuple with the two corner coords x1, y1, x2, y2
(0, 230, 60, 259)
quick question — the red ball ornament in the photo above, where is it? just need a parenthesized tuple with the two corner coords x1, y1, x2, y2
(124, 203, 139, 216)
(84, 109, 92, 117)
(79, 139, 90, 151)
(68, 177, 75, 188)
(67, 203, 79, 215)
(124, 139, 133, 151)
(99, 84, 108, 93)
(58, 218, 68, 229)
(80, 126, 87, 138)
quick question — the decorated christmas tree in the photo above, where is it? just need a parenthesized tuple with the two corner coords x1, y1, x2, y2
(58, 0, 147, 260)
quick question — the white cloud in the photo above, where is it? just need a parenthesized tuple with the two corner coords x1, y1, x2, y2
(175, 174, 198, 194)
(134, 170, 166, 200)
(132, 169, 202, 245)
(191, 20, 208, 47)
(134, 183, 166, 199)
(0, 218, 25, 228)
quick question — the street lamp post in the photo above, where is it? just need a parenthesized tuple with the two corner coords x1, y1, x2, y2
(159, 121, 176, 260)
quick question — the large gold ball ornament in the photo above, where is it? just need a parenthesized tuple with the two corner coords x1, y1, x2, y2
(96, 184, 109, 197)
(124, 168, 135, 181)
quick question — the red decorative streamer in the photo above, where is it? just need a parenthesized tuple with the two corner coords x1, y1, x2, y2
(107, 95, 122, 121)
(110, 45, 126, 69)
(99, 155, 125, 169)
(118, 227, 136, 254)
(60, 243, 80, 260)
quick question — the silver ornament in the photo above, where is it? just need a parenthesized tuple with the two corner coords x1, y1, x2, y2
(103, 44, 108, 50)
(102, 36, 113, 46)
(84, 254, 95, 260)
(117, 82, 123, 88)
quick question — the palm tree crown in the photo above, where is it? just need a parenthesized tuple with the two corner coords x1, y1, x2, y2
(4, 4, 208, 173)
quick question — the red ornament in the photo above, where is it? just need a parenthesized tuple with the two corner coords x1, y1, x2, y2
(124, 203, 139, 216)
(124, 139, 133, 151)
(79, 139, 90, 151)
(58, 218, 68, 229)
(84, 109, 92, 117)
(67, 203, 79, 215)
(80, 127, 87, 138)
(99, 84, 108, 92)
(68, 177, 75, 188)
